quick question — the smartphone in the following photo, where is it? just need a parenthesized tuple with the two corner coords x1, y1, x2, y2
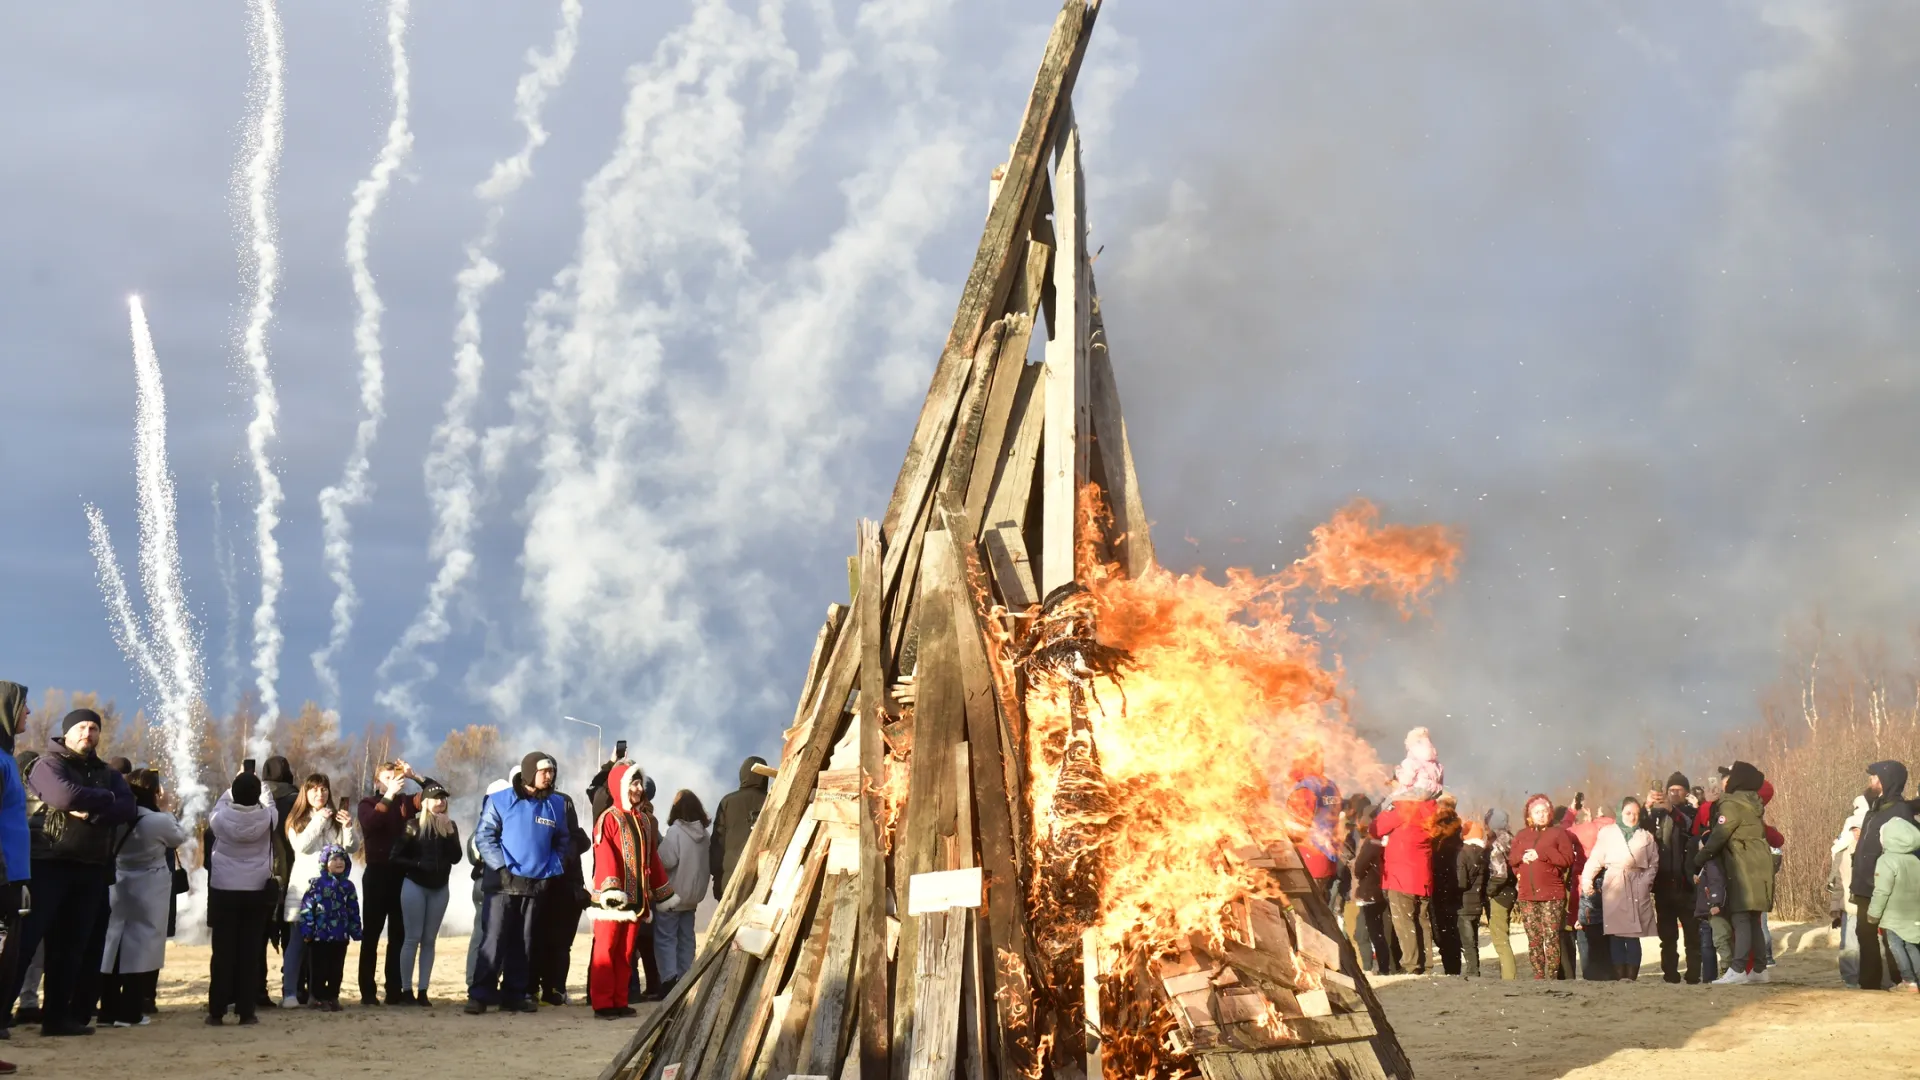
(338, 796, 350, 813)
(615, 740, 628, 761)
(242, 758, 256, 775)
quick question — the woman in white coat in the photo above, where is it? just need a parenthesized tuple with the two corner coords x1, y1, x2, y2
(279, 773, 359, 1008)
(1579, 795, 1660, 980)
(98, 770, 189, 1027)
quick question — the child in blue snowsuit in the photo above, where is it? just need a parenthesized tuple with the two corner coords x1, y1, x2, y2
(300, 845, 363, 1010)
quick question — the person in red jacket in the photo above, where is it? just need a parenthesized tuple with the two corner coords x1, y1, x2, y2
(1509, 794, 1577, 980)
(587, 763, 670, 1020)
(1371, 796, 1438, 975)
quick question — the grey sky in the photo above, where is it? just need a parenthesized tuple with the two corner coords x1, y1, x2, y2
(3, 1, 1915, 801)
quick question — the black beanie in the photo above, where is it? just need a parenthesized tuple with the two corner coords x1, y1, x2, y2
(522, 750, 556, 785)
(1667, 772, 1689, 791)
(231, 773, 262, 806)
(1724, 761, 1764, 794)
(59, 708, 104, 737)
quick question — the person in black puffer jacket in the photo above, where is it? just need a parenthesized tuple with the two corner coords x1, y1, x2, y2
(25, 710, 137, 1035)
(1456, 818, 1490, 977)
(1351, 806, 1396, 974)
(1851, 761, 1916, 991)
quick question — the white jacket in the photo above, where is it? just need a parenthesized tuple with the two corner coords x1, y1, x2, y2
(208, 791, 278, 892)
(657, 819, 711, 912)
(283, 809, 361, 920)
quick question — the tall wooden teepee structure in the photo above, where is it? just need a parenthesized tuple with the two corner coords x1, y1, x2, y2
(600, 4, 1414, 1080)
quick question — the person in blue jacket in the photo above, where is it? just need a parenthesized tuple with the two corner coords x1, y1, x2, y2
(0, 682, 32, 1064)
(465, 750, 569, 1014)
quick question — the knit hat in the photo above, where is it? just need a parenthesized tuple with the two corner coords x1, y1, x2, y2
(59, 708, 104, 736)
(231, 773, 262, 806)
(1723, 761, 1764, 794)
(521, 751, 556, 788)
(1666, 772, 1689, 791)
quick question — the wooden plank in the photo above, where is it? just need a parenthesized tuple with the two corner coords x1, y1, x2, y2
(683, 942, 758, 1080)
(721, 843, 831, 1080)
(716, 618, 860, 927)
(1040, 115, 1090, 596)
(855, 521, 893, 1080)
(906, 910, 968, 1080)
(599, 902, 756, 1080)
(882, 0, 1101, 541)
(1084, 277, 1153, 578)
(1082, 930, 1102, 1080)
(958, 912, 986, 1080)
(793, 604, 851, 733)
(983, 525, 1038, 610)
(963, 230, 1050, 527)
(939, 319, 1008, 510)
(804, 871, 863, 1075)
(935, 507, 1037, 1080)
(1196, 1040, 1392, 1080)
(952, 742, 974, 869)
(981, 359, 1046, 543)
(891, 526, 970, 1079)
(766, 875, 840, 1080)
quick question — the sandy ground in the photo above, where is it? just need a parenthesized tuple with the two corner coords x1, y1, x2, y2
(1, 922, 1913, 1077)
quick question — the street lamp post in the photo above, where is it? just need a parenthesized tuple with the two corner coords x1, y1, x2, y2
(562, 715, 602, 769)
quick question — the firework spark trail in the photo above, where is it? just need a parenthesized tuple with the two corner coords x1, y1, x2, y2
(314, 0, 415, 708)
(85, 506, 166, 714)
(126, 300, 211, 816)
(376, 0, 583, 733)
(128, 298, 206, 719)
(212, 482, 242, 713)
(239, 0, 287, 745)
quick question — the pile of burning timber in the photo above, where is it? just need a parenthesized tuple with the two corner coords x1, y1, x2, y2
(600, 3, 1414, 1080)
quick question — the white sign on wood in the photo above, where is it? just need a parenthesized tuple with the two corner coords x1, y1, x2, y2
(661, 1065, 681, 1080)
(906, 867, 983, 915)
(826, 835, 861, 876)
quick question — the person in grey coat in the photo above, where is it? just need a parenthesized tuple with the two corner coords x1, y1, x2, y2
(98, 770, 189, 1026)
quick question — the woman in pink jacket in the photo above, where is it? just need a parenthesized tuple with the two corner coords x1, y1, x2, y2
(1579, 795, 1659, 980)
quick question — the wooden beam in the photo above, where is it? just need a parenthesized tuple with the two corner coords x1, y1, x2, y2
(1084, 274, 1154, 578)
(939, 320, 1009, 511)
(765, 876, 840, 1080)
(905, 910, 968, 1080)
(855, 521, 893, 1080)
(935, 507, 1038, 1080)
(958, 912, 987, 1080)
(792, 603, 851, 734)
(804, 871, 863, 1075)
(686, 945, 760, 1080)
(891, 526, 969, 1079)
(963, 223, 1052, 528)
(598, 902, 756, 1080)
(1082, 930, 1102, 1080)
(981, 358, 1045, 542)
(883, 0, 1102, 543)
(982, 525, 1038, 610)
(1040, 116, 1090, 595)
(720, 843, 831, 1080)
(716, 620, 860, 928)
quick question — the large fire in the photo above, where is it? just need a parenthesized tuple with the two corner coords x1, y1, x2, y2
(1019, 494, 1459, 1074)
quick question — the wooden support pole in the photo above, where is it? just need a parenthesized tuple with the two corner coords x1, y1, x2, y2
(1041, 114, 1090, 595)
(883, 0, 1102, 543)
(720, 844, 831, 1080)
(1082, 929, 1103, 1080)
(905, 910, 968, 1080)
(1084, 273, 1154, 578)
(804, 871, 864, 1075)
(856, 521, 893, 1080)
(981, 360, 1046, 542)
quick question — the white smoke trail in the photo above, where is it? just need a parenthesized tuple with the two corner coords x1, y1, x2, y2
(126, 299, 210, 817)
(376, 0, 584, 734)
(84, 506, 166, 716)
(238, 0, 287, 746)
(314, 0, 415, 708)
(488, 0, 970, 789)
(212, 482, 242, 713)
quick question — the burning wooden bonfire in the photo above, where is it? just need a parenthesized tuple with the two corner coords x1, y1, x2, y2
(600, 4, 1451, 1079)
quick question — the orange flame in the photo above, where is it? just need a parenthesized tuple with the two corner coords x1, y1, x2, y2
(1026, 495, 1459, 968)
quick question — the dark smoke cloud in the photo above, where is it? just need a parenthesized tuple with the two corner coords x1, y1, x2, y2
(1097, 1, 1920, 796)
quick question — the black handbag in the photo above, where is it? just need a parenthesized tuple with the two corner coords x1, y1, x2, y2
(168, 848, 190, 895)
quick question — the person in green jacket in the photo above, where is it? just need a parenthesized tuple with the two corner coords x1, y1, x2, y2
(1692, 760, 1774, 984)
(1868, 817, 1920, 992)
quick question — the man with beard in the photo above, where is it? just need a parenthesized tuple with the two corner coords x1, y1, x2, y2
(1647, 772, 1701, 984)
(1851, 761, 1916, 991)
(26, 709, 136, 1035)
(467, 752, 569, 1014)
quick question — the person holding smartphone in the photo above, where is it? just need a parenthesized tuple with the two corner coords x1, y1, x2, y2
(357, 760, 437, 1005)
(280, 775, 359, 1007)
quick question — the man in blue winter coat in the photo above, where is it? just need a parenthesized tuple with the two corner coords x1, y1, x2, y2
(466, 750, 569, 1014)
(0, 683, 32, 1064)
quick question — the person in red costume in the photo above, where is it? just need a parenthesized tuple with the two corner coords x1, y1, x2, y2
(587, 763, 671, 1019)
